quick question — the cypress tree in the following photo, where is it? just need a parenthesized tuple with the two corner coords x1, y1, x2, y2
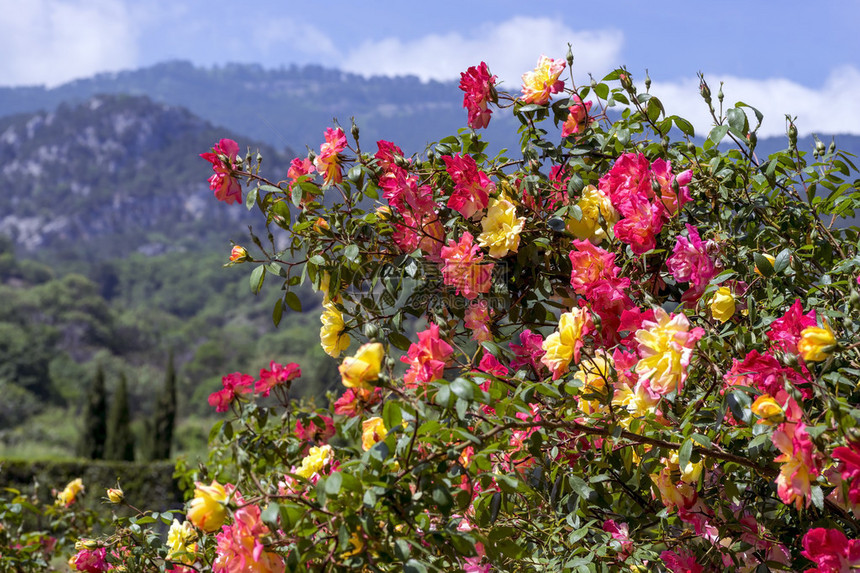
(77, 366, 107, 459)
(105, 373, 135, 461)
(150, 352, 177, 460)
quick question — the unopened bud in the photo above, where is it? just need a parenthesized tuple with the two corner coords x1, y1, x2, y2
(815, 139, 825, 153)
(619, 72, 634, 92)
(661, 136, 670, 152)
(566, 44, 574, 68)
(699, 79, 711, 102)
(350, 121, 360, 143)
(106, 487, 124, 504)
(671, 177, 680, 194)
(644, 69, 651, 92)
(590, 78, 598, 90)
(363, 322, 379, 340)
(229, 245, 249, 263)
(828, 139, 836, 154)
(717, 83, 724, 105)
(687, 141, 696, 155)
(748, 132, 757, 148)
(651, 178, 662, 194)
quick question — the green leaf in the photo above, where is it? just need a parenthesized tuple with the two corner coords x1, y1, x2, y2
(811, 485, 824, 510)
(727, 107, 749, 136)
(678, 439, 693, 469)
(518, 103, 544, 113)
(754, 253, 774, 277)
(450, 378, 475, 401)
(249, 266, 266, 294)
(383, 401, 403, 430)
(261, 503, 280, 530)
(291, 186, 303, 207)
(388, 331, 412, 351)
(568, 475, 596, 501)
(489, 492, 502, 524)
(324, 472, 342, 496)
(272, 298, 284, 326)
(245, 186, 258, 210)
(344, 244, 360, 262)
(708, 125, 730, 147)
(672, 116, 695, 137)
(774, 248, 792, 274)
(404, 559, 428, 573)
(259, 184, 283, 195)
(284, 291, 302, 312)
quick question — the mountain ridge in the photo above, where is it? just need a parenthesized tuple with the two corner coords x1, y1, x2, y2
(0, 93, 292, 259)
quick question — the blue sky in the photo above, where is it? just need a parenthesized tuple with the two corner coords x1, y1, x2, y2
(1, 0, 858, 136)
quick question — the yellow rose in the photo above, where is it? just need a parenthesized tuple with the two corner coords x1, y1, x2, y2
(708, 287, 736, 323)
(320, 302, 350, 358)
(477, 195, 525, 258)
(361, 417, 387, 451)
(339, 342, 384, 389)
(541, 308, 592, 380)
(313, 217, 330, 232)
(56, 478, 84, 507)
(166, 519, 197, 564)
(342, 531, 365, 557)
(295, 444, 334, 479)
(751, 394, 785, 425)
(798, 319, 837, 362)
(574, 352, 613, 415)
(187, 480, 228, 532)
(566, 185, 617, 244)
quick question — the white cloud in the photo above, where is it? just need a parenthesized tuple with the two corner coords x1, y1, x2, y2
(0, 0, 138, 87)
(252, 18, 340, 62)
(341, 16, 623, 87)
(651, 65, 860, 138)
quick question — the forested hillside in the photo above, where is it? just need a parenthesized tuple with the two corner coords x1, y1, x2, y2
(0, 95, 337, 461)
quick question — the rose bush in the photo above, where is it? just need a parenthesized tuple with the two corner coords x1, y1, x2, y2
(9, 48, 860, 571)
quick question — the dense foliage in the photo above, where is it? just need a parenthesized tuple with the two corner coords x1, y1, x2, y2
(6, 50, 860, 571)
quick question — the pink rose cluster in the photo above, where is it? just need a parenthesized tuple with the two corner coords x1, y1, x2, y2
(599, 153, 693, 255)
(377, 140, 444, 257)
(201, 138, 242, 205)
(208, 362, 301, 412)
(459, 61, 497, 129)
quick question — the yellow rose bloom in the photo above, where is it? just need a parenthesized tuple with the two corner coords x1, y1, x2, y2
(612, 383, 659, 428)
(339, 342, 384, 389)
(166, 519, 197, 565)
(566, 185, 617, 244)
(320, 302, 350, 358)
(751, 394, 785, 425)
(634, 308, 700, 396)
(798, 319, 837, 362)
(709, 287, 736, 323)
(574, 352, 613, 415)
(477, 195, 525, 258)
(342, 531, 365, 557)
(295, 444, 334, 479)
(187, 480, 228, 532)
(541, 308, 592, 380)
(56, 478, 84, 507)
(361, 417, 387, 451)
